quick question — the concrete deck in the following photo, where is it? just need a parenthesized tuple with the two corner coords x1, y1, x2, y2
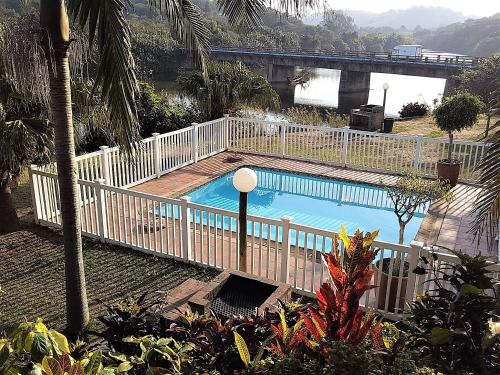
(132, 151, 493, 258)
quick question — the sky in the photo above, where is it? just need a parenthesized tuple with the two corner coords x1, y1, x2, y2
(325, 0, 500, 17)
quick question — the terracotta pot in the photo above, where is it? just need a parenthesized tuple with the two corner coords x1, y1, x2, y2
(436, 159, 461, 187)
(374, 259, 408, 313)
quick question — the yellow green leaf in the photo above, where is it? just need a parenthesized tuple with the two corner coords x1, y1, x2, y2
(25, 332, 36, 352)
(34, 319, 48, 334)
(459, 284, 483, 296)
(339, 225, 350, 248)
(117, 361, 132, 373)
(233, 331, 250, 368)
(42, 357, 63, 375)
(49, 330, 70, 354)
(431, 327, 452, 345)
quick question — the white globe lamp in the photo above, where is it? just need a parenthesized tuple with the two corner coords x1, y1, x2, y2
(232, 167, 257, 272)
(233, 167, 257, 193)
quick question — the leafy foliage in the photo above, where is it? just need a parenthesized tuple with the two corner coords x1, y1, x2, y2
(177, 61, 280, 119)
(433, 92, 484, 161)
(387, 173, 450, 244)
(407, 250, 500, 374)
(399, 102, 428, 118)
(301, 227, 380, 348)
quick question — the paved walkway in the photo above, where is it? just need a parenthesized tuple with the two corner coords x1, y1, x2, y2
(132, 151, 493, 258)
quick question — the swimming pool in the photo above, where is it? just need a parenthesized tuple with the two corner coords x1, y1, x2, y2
(184, 168, 427, 245)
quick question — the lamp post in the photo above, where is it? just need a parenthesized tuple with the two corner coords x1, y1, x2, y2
(232, 167, 257, 273)
(382, 82, 390, 116)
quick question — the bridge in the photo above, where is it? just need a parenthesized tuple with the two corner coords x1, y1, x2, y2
(210, 48, 481, 112)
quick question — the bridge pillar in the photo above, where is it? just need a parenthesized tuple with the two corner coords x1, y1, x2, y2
(267, 64, 296, 108)
(337, 70, 371, 114)
(267, 63, 295, 83)
(443, 77, 459, 98)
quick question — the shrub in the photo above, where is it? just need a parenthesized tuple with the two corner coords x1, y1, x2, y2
(433, 92, 484, 161)
(408, 250, 500, 374)
(399, 102, 428, 118)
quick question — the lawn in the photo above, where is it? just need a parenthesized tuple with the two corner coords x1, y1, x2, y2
(392, 114, 496, 140)
(0, 176, 219, 333)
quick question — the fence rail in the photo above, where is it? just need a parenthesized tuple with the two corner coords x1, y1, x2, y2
(30, 116, 493, 317)
(226, 117, 487, 183)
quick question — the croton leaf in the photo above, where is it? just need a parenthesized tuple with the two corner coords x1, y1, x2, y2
(431, 327, 452, 345)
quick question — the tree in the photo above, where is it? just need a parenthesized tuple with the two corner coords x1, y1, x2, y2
(469, 90, 500, 252)
(1, 0, 316, 335)
(177, 61, 280, 119)
(455, 54, 500, 137)
(387, 173, 450, 244)
(434, 92, 484, 162)
(0, 117, 54, 234)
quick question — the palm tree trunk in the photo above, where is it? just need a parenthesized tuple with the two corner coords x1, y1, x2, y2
(40, 0, 89, 335)
(0, 183, 19, 234)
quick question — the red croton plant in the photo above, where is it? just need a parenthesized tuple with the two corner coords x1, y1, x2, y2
(301, 226, 381, 348)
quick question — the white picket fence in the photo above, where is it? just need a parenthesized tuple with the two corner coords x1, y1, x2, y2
(29, 116, 493, 317)
(226, 117, 487, 182)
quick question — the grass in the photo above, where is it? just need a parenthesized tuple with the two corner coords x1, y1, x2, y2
(393, 114, 495, 141)
(0, 175, 219, 334)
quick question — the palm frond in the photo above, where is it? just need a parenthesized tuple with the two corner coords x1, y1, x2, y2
(469, 93, 500, 253)
(216, 0, 319, 27)
(0, 118, 54, 186)
(68, 0, 140, 155)
(148, 0, 210, 78)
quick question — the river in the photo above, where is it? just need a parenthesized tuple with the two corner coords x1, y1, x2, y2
(292, 67, 446, 117)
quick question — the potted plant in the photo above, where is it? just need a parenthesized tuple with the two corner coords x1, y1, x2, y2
(374, 257, 409, 312)
(376, 173, 450, 313)
(433, 92, 484, 186)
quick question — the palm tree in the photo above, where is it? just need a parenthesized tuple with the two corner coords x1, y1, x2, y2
(469, 90, 500, 252)
(0, 117, 54, 234)
(3, 0, 317, 335)
(177, 61, 280, 119)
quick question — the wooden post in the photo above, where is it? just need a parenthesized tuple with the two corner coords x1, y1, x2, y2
(405, 240, 424, 310)
(180, 196, 192, 261)
(223, 114, 230, 150)
(238, 192, 248, 272)
(191, 122, 199, 163)
(152, 133, 161, 178)
(414, 134, 423, 170)
(29, 165, 40, 224)
(341, 127, 349, 168)
(99, 146, 110, 185)
(280, 123, 287, 158)
(94, 179, 108, 241)
(280, 215, 293, 284)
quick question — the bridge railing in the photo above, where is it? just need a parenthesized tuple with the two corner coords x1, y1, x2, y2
(211, 47, 481, 67)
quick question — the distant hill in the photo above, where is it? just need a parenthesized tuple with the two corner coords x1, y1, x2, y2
(303, 6, 469, 30)
(413, 13, 500, 56)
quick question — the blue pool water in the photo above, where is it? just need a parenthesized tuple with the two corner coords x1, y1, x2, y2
(182, 168, 427, 245)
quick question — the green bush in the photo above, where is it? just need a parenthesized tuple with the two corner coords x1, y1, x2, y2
(433, 92, 484, 161)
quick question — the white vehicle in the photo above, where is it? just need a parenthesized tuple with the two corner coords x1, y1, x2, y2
(392, 45, 423, 58)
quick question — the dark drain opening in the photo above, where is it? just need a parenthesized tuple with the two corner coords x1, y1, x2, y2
(211, 275, 276, 318)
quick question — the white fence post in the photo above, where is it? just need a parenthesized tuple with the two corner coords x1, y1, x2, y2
(280, 215, 294, 284)
(94, 179, 108, 241)
(405, 240, 424, 309)
(152, 133, 161, 178)
(280, 123, 287, 158)
(29, 165, 40, 224)
(414, 134, 423, 170)
(223, 114, 230, 150)
(99, 146, 111, 185)
(191, 122, 199, 163)
(180, 196, 192, 261)
(341, 127, 349, 168)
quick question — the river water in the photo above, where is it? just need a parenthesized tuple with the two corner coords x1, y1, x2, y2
(293, 67, 446, 117)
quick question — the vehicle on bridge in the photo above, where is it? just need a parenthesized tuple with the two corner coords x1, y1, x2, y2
(392, 44, 423, 58)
